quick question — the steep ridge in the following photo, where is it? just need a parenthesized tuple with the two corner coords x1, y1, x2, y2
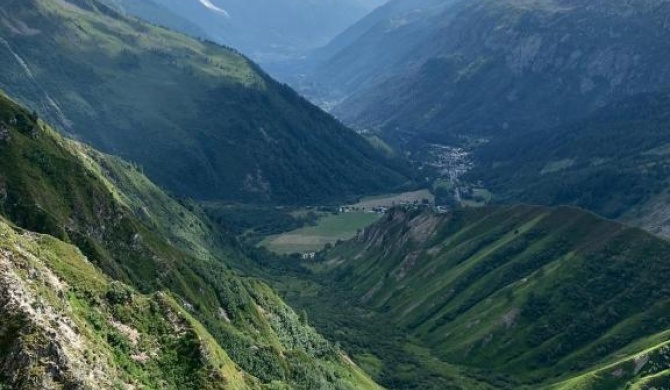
(0, 92, 380, 389)
(0, 0, 410, 205)
(293, 206, 670, 389)
(0, 221, 257, 389)
(300, 0, 670, 144)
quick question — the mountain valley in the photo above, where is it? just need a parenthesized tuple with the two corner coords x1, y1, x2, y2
(2, 0, 670, 389)
(281, 0, 670, 238)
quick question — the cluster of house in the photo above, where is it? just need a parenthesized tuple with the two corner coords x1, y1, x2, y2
(338, 206, 389, 214)
(301, 252, 316, 260)
(339, 204, 448, 215)
(436, 205, 449, 214)
(0, 123, 10, 142)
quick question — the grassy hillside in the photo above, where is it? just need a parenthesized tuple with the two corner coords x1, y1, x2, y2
(273, 205, 670, 389)
(0, 0, 410, 205)
(0, 219, 257, 389)
(0, 92, 381, 389)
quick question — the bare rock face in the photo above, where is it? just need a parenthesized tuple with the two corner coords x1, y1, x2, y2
(0, 238, 116, 390)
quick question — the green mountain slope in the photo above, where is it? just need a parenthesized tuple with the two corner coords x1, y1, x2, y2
(0, 220, 257, 389)
(0, 92, 381, 389)
(282, 205, 670, 389)
(471, 91, 670, 236)
(0, 0, 410, 205)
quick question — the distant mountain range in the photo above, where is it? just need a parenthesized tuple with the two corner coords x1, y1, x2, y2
(296, 0, 670, 143)
(283, 0, 670, 233)
(104, 0, 388, 62)
(0, 0, 410, 205)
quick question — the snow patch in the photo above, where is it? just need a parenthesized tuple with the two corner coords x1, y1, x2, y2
(198, 0, 230, 17)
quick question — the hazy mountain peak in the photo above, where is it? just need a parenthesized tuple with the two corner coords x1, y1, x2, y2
(105, 0, 389, 61)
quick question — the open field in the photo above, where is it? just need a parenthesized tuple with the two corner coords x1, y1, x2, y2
(259, 190, 435, 254)
(351, 189, 434, 209)
(461, 187, 493, 207)
(260, 212, 382, 254)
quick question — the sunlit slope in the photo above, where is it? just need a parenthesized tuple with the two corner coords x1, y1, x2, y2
(319, 205, 670, 388)
(0, 91, 381, 389)
(0, 219, 258, 389)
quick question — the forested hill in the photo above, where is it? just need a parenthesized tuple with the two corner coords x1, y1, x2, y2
(0, 0, 410, 205)
(470, 90, 670, 235)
